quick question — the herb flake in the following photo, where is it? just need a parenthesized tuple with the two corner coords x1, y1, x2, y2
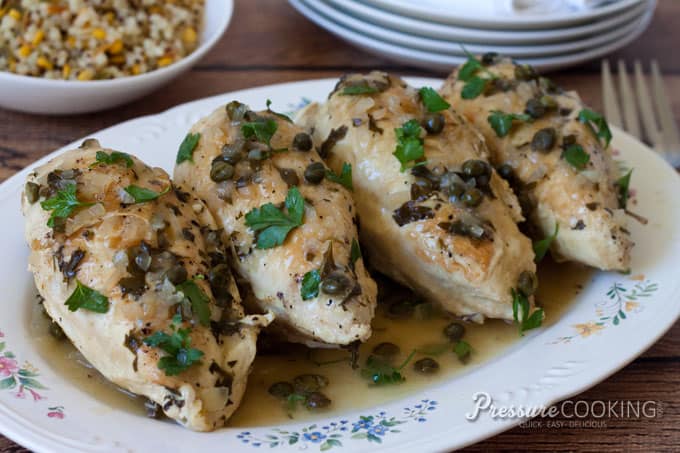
(325, 162, 353, 191)
(393, 119, 425, 172)
(512, 289, 544, 336)
(176, 132, 201, 164)
(360, 349, 416, 386)
(266, 99, 292, 123)
(93, 151, 133, 168)
(245, 187, 305, 249)
(40, 183, 94, 228)
(300, 269, 321, 300)
(578, 108, 612, 148)
(123, 185, 170, 204)
(562, 144, 590, 170)
(65, 280, 109, 313)
(350, 238, 362, 266)
(242, 118, 278, 149)
(533, 223, 559, 263)
(487, 111, 532, 138)
(144, 323, 204, 376)
(615, 169, 633, 209)
(419, 87, 450, 112)
(176, 280, 211, 326)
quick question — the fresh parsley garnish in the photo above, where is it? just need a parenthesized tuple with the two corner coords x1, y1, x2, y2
(242, 118, 278, 150)
(361, 349, 416, 386)
(245, 187, 305, 249)
(144, 323, 204, 376)
(453, 340, 472, 363)
(40, 183, 94, 228)
(341, 84, 378, 95)
(350, 238, 362, 266)
(326, 162, 353, 191)
(487, 111, 532, 138)
(176, 280, 211, 326)
(562, 144, 590, 170)
(65, 280, 109, 313)
(266, 99, 292, 123)
(533, 223, 559, 263)
(615, 169, 633, 209)
(512, 289, 544, 336)
(457, 52, 496, 100)
(578, 108, 612, 148)
(393, 119, 425, 172)
(93, 151, 133, 168)
(300, 269, 321, 300)
(176, 132, 201, 164)
(419, 87, 450, 112)
(123, 185, 170, 204)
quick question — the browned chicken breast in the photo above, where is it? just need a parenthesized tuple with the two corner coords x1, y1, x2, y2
(296, 72, 539, 323)
(21, 140, 270, 431)
(440, 55, 632, 271)
(174, 103, 377, 346)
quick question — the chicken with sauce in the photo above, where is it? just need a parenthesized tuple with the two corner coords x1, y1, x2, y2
(173, 103, 377, 346)
(21, 140, 270, 431)
(296, 72, 538, 322)
(440, 55, 632, 271)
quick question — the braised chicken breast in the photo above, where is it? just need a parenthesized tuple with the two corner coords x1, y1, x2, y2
(173, 103, 377, 346)
(296, 72, 538, 322)
(21, 140, 271, 431)
(440, 55, 632, 271)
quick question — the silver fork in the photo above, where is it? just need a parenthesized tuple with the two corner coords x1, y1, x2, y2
(602, 59, 680, 167)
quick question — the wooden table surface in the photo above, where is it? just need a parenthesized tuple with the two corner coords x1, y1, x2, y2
(1, 1, 678, 451)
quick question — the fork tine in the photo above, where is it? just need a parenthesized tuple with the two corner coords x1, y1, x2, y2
(650, 60, 680, 150)
(602, 60, 623, 129)
(617, 60, 641, 139)
(633, 60, 663, 147)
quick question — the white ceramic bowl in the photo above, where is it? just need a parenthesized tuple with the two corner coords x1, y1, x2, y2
(0, 0, 233, 115)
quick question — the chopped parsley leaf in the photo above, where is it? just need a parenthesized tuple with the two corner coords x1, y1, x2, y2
(64, 280, 109, 313)
(242, 118, 279, 150)
(487, 110, 532, 138)
(360, 349, 416, 386)
(562, 144, 590, 170)
(176, 280, 211, 327)
(123, 185, 170, 204)
(300, 269, 321, 300)
(40, 183, 94, 228)
(245, 187, 305, 249)
(266, 99, 293, 123)
(144, 324, 204, 376)
(533, 223, 559, 263)
(615, 169, 633, 209)
(578, 108, 612, 148)
(512, 289, 544, 336)
(176, 132, 201, 164)
(393, 119, 425, 172)
(325, 162, 353, 191)
(419, 87, 450, 112)
(93, 151, 133, 168)
(350, 238, 362, 266)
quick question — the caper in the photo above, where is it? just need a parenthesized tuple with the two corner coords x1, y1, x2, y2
(304, 162, 326, 184)
(293, 374, 329, 393)
(220, 143, 243, 164)
(461, 188, 483, 207)
(462, 159, 490, 178)
(422, 113, 445, 135)
(413, 357, 440, 374)
(372, 342, 400, 358)
(444, 322, 465, 342)
(248, 148, 269, 161)
(293, 132, 313, 151)
(134, 249, 151, 272)
(278, 168, 299, 187)
(481, 52, 499, 65)
(226, 100, 248, 121)
(531, 127, 556, 152)
(268, 381, 294, 398)
(497, 164, 514, 181)
(540, 95, 558, 110)
(320, 271, 351, 295)
(25, 182, 39, 204)
(475, 174, 490, 189)
(305, 391, 331, 409)
(447, 183, 466, 202)
(525, 98, 546, 119)
(208, 264, 231, 297)
(210, 161, 234, 182)
(167, 264, 187, 285)
(539, 77, 558, 93)
(49, 321, 66, 341)
(514, 64, 537, 81)
(411, 177, 433, 200)
(517, 270, 538, 297)
(562, 134, 577, 148)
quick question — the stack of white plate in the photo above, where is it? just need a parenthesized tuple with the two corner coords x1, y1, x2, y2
(289, 0, 656, 72)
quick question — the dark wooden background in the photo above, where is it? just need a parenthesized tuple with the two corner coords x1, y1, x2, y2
(1, 0, 678, 451)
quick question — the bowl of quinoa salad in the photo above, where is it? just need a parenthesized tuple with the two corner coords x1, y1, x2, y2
(0, 0, 233, 114)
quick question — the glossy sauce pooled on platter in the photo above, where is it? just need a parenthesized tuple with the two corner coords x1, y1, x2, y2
(29, 259, 593, 425)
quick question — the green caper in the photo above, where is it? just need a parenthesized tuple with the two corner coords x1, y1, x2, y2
(514, 64, 537, 81)
(444, 322, 466, 342)
(422, 113, 445, 135)
(372, 342, 400, 358)
(220, 143, 243, 164)
(531, 127, 556, 152)
(268, 381, 294, 398)
(49, 321, 66, 341)
(447, 183, 466, 202)
(320, 271, 351, 296)
(462, 159, 490, 178)
(475, 174, 490, 189)
(539, 77, 558, 93)
(278, 168, 299, 187)
(540, 95, 558, 110)
(210, 161, 234, 182)
(293, 374, 329, 393)
(25, 182, 39, 204)
(167, 265, 187, 285)
(411, 177, 433, 200)
(525, 98, 546, 119)
(413, 357, 440, 374)
(304, 162, 326, 184)
(226, 100, 248, 121)
(461, 188, 483, 207)
(293, 132, 313, 151)
(305, 391, 331, 409)
(562, 134, 577, 148)
(248, 148, 269, 161)
(517, 270, 538, 297)
(497, 164, 514, 181)
(481, 52, 499, 65)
